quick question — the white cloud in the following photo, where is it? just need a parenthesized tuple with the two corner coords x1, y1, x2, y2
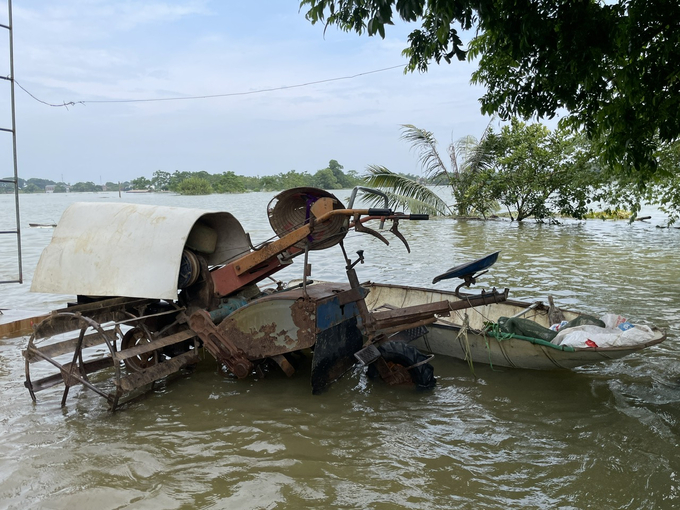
(10, 1, 491, 183)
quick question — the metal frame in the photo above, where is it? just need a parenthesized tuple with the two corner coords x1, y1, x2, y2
(0, 0, 22, 284)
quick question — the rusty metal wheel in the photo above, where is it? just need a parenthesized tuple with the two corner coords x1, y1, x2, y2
(121, 326, 158, 372)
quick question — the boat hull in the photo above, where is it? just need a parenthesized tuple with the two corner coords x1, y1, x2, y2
(363, 283, 666, 370)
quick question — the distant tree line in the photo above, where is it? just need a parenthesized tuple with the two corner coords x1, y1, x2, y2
(12, 120, 674, 224)
(0, 177, 127, 194)
(2, 160, 364, 196)
(136, 160, 362, 195)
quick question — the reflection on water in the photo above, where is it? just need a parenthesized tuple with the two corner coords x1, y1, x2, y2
(1, 191, 679, 509)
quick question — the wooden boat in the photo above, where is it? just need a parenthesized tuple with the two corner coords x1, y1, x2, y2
(362, 282, 666, 370)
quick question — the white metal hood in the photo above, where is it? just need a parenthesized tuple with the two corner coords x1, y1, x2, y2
(31, 202, 250, 300)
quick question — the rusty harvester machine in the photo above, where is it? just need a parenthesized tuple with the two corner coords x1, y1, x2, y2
(24, 187, 508, 410)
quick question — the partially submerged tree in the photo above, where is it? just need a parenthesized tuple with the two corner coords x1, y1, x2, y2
(301, 0, 680, 184)
(364, 121, 607, 221)
(640, 140, 680, 224)
(482, 120, 605, 222)
(363, 123, 497, 217)
(177, 176, 213, 195)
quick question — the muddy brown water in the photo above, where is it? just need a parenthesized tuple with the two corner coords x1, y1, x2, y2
(1, 191, 679, 509)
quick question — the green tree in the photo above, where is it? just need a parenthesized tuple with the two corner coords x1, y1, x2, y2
(168, 171, 192, 191)
(259, 175, 281, 191)
(151, 171, 171, 191)
(363, 124, 496, 216)
(278, 170, 312, 189)
(363, 121, 606, 220)
(213, 171, 246, 193)
(0, 177, 18, 193)
(325, 160, 362, 188)
(312, 168, 341, 189)
(399, 124, 498, 217)
(22, 183, 40, 193)
(71, 181, 98, 192)
(483, 120, 605, 222)
(177, 177, 213, 195)
(26, 178, 55, 190)
(640, 140, 680, 225)
(241, 176, 262, 191)
(131, 177, 151, 190)
(328, 159, 347, 187)
(301, 0, 680, 183)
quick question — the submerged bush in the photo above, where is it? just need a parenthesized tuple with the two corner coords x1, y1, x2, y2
(177, 177, 213, 195)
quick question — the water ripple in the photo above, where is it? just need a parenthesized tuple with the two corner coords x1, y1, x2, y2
(1, 193, 679, 509)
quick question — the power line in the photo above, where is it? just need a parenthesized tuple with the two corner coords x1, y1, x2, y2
(12, 79, 82, 108)
(12, 64, 404, 108)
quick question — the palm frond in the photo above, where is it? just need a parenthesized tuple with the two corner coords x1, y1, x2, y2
(400, 124, 451, 181)
(459, 119, 497, 174)
(361, 165, 451, 215)
(447, 141, 460, 175)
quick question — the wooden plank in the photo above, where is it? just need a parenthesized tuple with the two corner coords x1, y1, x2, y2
(117, 350, 199, 392)
(113, 329, 196, 362)
(0, 311, 48, 338)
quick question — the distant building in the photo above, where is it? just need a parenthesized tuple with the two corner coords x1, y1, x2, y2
(45, 185, 55, 193)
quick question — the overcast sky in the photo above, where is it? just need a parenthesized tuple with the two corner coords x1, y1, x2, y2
(3, 0, 497, 184)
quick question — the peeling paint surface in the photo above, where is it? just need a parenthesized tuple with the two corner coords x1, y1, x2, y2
(219, 296, 317, 359)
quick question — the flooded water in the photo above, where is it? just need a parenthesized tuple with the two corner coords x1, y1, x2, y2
(1, 191, 679, 509)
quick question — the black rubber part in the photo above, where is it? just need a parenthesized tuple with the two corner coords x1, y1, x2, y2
(367, 341, 436, 389)
(367, 208, 392, 217)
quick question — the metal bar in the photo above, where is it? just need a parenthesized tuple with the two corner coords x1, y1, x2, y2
(0, 279, 21, 284)
(371, 301, 452, 322)
(113, 306, 185, 326)
(511, 301, 542, 319)
(0, 178, 17, 182)
(117, 350, 199, 393)
(0, 127, 13, 132)
(24, 330, 116, 362)
(376, 317, 438, 337)
(25, 347, 113, 401)
(113, 329, 195, 362)
(52, 296, 153, 315)
(0, 230, 18, 234)
(24, 357, 114, 393)
(0, 0, 23, 284)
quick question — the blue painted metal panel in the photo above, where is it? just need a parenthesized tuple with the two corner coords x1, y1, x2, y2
(315, 287, 367, 331)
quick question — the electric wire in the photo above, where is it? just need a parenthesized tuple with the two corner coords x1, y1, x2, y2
(11, 64, 404, 109)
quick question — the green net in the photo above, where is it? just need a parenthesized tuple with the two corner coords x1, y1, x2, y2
(497, 314, 605, 342)
(562, 315, 605, 329)
(498, 317, 557, 342)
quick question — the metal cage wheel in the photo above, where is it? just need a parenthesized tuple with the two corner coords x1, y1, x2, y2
(120, 326, 158, 372)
